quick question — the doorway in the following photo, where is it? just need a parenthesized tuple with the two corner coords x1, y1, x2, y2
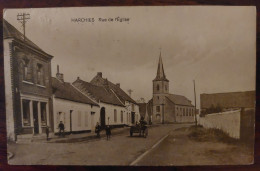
(33, 101, 39, 134)
(131, 112, 135, 124)
(100, 107, 106, 128)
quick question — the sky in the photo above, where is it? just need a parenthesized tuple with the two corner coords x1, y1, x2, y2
(4, 6, 256, 108)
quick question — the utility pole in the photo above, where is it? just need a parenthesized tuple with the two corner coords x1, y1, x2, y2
(17, 13, 30, 41)
(193, 80, 198, 126)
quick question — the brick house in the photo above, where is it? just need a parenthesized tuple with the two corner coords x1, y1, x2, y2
(4, 19, 53, 141)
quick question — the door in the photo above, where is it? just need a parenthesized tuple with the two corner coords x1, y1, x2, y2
(100, 107, 106, 128)
(33, 101, 39, 134)
(91, 112, 95, 129)
(131, 112, 135, 124)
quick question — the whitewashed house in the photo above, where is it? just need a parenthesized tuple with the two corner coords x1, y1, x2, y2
(52, 67, 99, 134)
(73, 72, 140, 129)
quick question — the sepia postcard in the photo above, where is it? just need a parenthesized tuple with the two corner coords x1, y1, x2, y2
(3, 6, 256, 166)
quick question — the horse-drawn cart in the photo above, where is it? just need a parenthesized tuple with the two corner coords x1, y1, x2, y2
(130, 124, 148, 138)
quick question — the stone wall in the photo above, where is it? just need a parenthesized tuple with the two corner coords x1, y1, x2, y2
(197, 110, 241, 139)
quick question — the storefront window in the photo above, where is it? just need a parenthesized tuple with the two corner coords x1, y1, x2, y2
(40, 102, 47, 126)
(22, 99, 31, 126)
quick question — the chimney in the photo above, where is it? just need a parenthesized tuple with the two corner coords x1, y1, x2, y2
(97, 72, 102, 78)
(103, 78, 109, 89)
(116, 83, 120, 88)
(56, 65, 64, 82)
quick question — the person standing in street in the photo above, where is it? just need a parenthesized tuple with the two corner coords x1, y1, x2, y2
(95, 122, 101, 138)
(58, 121, 65, 137)
(105, 125, 111, 140)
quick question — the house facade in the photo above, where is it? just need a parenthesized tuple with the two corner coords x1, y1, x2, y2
(4, 19, 53, 141)
(151, 53, 195, 124)
(52, 67, 99, 134)
(73, 72, 140, 129)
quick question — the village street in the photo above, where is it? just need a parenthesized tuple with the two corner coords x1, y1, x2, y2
(8, 123, 253, 166)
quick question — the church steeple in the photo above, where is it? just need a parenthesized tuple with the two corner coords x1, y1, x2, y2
(154, 51, 168, 82)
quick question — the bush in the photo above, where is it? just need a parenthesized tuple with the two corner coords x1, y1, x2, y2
(188, 126, 238, 144)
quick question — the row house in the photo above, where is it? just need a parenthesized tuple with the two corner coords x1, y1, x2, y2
(52, 67, 99, 134)
(73, 72, 140, 130)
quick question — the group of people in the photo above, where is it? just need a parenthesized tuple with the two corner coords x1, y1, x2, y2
(48, 117, 146, 141)
(95, 122, 111, 140)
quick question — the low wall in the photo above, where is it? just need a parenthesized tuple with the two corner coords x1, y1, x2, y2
(197, 110, 241, 139)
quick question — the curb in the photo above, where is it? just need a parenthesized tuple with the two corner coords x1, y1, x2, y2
(7, 152, 14, 160)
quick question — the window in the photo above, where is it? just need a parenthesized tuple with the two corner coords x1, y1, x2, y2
(156, 106, 160, 112)
(131, 104, 135, 111)
(121, 111, 123, 123)
(165, 85, 167, 91)
(157, 96, 159, 100)
(22, 99, 31, 126)
(85, 112, 88, 127)
(23, 58, 32, 82)
(40, 102, 47, 126)
(114, 109, 117, 122)
(37, 63, 44, 85)
(78, 111, 81, 127)
(157, 84, 160, 91)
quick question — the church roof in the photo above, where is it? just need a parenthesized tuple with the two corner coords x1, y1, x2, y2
(153, 52, 169, 82)
(90, 73, 137, 104)
(3, 19, 52, 58)
(72, 78, 125, 107)
(52, 77, 99, 106)
(167, 94, 194, 107)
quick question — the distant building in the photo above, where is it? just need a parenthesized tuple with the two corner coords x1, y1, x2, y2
(73, 72, 140, 128)
(200, 91, 255, 114)
(52, 66, 99, 134)
(151, 53, 195, 123)
(4, 19, 53, 141)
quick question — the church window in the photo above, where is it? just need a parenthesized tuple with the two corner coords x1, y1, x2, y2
(157, 84, 160, 91)
(165, 85, 167, 91)
(156, 106, 160, 112)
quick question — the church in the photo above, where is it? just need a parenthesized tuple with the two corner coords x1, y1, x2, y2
(151, 53, 195, 123)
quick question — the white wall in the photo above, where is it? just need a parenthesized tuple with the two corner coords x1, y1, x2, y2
(53, 97, 99, 133)
(197, 110, 241, 139)
(4, 38, 15, 141)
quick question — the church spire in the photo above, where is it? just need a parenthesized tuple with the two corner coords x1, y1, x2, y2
(154, 50, 168, 81)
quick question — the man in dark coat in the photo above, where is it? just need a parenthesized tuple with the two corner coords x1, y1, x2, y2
(105, 125, 111, 140)
(95, 122, 101, 138)
(58, 121, 65, 137)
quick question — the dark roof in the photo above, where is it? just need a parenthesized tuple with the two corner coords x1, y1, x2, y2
(201, 91, 255, 109)
(52, 77, 98, 106)
(138, 103, 147, 118)
(90, 75, 137, 104)
(167, 94, 194, 107)
(3, 19, 52, 57)
(72, 78, 125, 107)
